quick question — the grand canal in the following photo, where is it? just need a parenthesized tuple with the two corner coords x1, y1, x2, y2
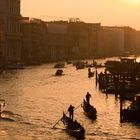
(0, 58, 140, 140)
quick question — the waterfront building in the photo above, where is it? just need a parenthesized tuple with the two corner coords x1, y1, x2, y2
(0, 0, 21, 65)
(133, 31, 140, 54)
(87, 23, 101, 58)
(118, 26, 136, 54)
(98, 26, 124, 57)
(0, 20, 5, 65)
(67, 21, 100, 59)
(20, 17, 31, 65)
(46, 21, 68, 62)
(46, 20, 100, 61)
(21, 17, 47, 65)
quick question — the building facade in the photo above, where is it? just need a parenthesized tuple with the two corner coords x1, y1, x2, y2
(20, 17, 31, 64)
(0, 0, 21, 65)
(67, 21, 100, 60)
(46, 21, 68, 61)
(134, 31, 140, 54)
(98, 26, 124, 57)
(21, 18, 47, 65)
(45, 21, 100, 61)
(0, 20, 5, 65)
(119, 26, 136, 53)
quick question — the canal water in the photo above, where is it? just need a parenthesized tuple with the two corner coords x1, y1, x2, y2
(0, 59, 140, 140)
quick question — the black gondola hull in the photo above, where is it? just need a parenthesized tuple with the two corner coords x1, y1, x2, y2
(83, 99, 97, 120)
(61, 113, 85, 139)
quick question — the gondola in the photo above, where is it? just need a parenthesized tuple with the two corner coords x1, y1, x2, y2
(55, 69, 63, 76)
(61, 112, 85, 139)
(76, 61, 85, 70)
(82, 99, 97, 120)
(88, 71, 94, 78)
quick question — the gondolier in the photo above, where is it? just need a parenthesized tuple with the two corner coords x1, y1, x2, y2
(68, 105, 75, 120)
(88, 67, 91, 74)
(86, 92, 91, 103)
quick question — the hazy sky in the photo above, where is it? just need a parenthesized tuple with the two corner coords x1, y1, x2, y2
(21, 0, 140, 30)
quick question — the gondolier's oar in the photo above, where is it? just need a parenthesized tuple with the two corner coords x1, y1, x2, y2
(52, 116, 63, 128)
(74, 103, 82, 110)
(52, 111, 69, 128)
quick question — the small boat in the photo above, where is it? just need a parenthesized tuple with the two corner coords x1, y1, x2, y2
(88, 71, 94, 78)
(55, 69, 63, 76)
(0, 100, 15, 121)
(75, 61, 85, 70)
(61, 113, 85, 139)
(0, 100, 6, 117)
(54, 63, 65, 68)
(121, 94, 140, 122)
(82, 99, 97, 120)
(5, 63, 24, 69)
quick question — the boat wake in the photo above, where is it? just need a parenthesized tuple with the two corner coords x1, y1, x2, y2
(2, 110, 15, 115)
(21, 121, 33, 125)
(86, 132, 96, 136)
(0, 117, 15, 122)
(0, 110, 22, 122)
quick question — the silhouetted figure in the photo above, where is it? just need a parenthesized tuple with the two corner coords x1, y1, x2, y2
(68, 105, 75, 120)
(88, 67, 91, 77)
(99, 72, 103, 90)
(95, 69, 98, 86)
(86, 92, 91, 103)
(88, 67, 91, 73)
(88, 67, 94, 78)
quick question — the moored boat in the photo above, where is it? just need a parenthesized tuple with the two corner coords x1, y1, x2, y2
(82, 99, 97, 120)
(121, 94, 140, 122)
(61, 112, 85, 139)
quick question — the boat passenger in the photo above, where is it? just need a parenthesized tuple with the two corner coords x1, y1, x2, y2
(68, 105, 75, 120)
(86, 92, 91, 104)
